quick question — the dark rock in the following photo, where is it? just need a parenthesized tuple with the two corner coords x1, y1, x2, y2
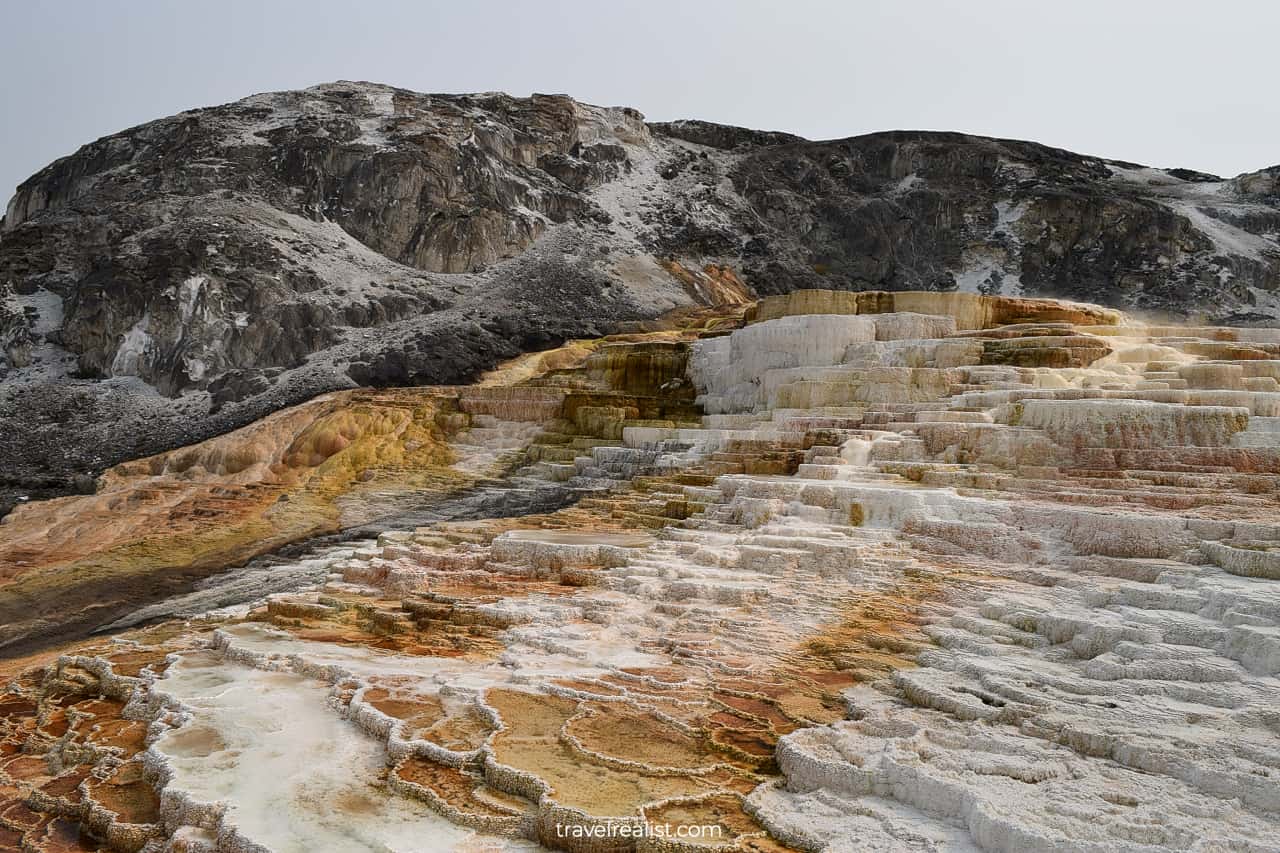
(1, 82, 1278, 508)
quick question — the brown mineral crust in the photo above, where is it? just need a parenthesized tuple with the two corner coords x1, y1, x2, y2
(567, 707, 721, 771)
(0, 390, 475, 654)
(394, 758, 527, 819)
(0, 631, 193, 852)
(643, 793, 777, 847)
(550, 678, 625, 697)
(746, 290, 1125, 328)
(31, 817, 103, 852)
(362, 687, 446, 722)
(418, 708, 495, 752)
(98, 650, 170, 679)
(84, 762, 160, 827)
(487, 688, 723, 819)
(38, 769, 91, 804)
(660, 260, 755, 309)
(710, 695, 801, 736)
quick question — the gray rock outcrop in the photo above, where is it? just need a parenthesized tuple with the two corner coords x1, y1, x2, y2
(2, 81, 1278, 505)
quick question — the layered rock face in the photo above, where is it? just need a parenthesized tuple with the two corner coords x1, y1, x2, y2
(2, 291, 1278, 852)
(3, 81, 1279, 505)
(0, 83, 719, 506)
(715, 134, 1280, 318)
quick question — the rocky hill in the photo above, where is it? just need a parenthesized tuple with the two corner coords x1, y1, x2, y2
(2, 81, 1279, 506)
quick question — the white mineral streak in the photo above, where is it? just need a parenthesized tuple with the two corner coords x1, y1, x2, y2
(149, 652, 530, 853)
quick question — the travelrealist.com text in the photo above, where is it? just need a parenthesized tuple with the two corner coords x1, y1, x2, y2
(554, 822, 726, 840)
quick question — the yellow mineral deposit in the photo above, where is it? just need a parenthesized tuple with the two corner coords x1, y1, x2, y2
(2, 290, 1279, 851)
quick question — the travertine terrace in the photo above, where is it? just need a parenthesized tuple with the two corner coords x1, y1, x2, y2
(2, 290, 1280, 852)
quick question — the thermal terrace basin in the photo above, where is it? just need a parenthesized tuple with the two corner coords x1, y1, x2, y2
(151, 651, 541, 852)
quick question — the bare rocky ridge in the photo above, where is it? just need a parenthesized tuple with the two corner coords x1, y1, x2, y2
(2, 81, 1279, 506)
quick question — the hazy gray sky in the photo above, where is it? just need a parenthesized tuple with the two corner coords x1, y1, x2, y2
(2, 0, 1277, 201)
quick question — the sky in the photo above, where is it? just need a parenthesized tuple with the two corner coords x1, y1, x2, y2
(2, 0, 1277, 201)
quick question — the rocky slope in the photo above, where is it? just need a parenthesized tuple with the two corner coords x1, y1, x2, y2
(2, 81, 1279, 507)
(2, 290, 1279, 852)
